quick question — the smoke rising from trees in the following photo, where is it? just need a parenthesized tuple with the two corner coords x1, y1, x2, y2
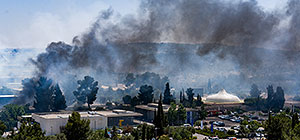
(20, 0, 300, 102)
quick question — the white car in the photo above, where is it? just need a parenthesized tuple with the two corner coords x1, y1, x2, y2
(183, 124, 191, 127)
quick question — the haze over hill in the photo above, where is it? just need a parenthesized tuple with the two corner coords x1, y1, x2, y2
(2, 0, 300, 104)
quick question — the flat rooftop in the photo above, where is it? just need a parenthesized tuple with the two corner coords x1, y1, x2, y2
(32, 110, 142, 119)
(135, 103, 198, 112)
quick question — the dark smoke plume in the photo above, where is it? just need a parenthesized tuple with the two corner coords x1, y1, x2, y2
(22, 0, 300, 103)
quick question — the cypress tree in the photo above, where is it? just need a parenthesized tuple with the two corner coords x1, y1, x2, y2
(163, 83, 174, 104)
(52, 84, 67, 111)
(154, 94, 166, 136)
(292, 113, 299, 129)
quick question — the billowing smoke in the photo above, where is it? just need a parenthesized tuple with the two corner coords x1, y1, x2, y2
(18, 0, 300, 104)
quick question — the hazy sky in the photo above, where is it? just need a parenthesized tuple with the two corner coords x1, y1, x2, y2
(0, 0, 287, 49)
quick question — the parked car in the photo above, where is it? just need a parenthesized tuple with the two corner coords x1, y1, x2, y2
(216, 121, 225, 126)
(183, 124, 191, 127)
(228, 137, 237, 140)
(210, 137, 219, 140)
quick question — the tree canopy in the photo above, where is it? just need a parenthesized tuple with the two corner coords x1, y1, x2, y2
(73, 76, 99, 110)
(163, 83, 174, 105)
(12, 122, 46, 140)
(137, 85, 154, 105)
(30, 77, 67, 112)
(34, 77, 54, 112)
(0, 104, 28, 130)
(52, 84, 67, 111)
(64, 112, 90, 140)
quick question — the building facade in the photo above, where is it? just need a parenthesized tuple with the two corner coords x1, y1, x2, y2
(32, 110, 142, 136)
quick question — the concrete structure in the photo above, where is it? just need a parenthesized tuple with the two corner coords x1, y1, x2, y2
(135, 103, 198, 124)
(205, 89, 242, 103)
(32, 110, 142, 136)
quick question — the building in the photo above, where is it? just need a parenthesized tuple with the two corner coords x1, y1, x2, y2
(31, 110, 142, 136)
(135, 103, 198, 124)
(205, 89, 242, 103)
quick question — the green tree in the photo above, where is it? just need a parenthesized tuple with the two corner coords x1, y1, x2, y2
(142, 124, 146, 140)
(34, 77, 53, 112)
(111, 126, 118, 140)
(195, 94, 203, 106)
(167, 102, 177, 126)
(266, 113, 290, 140)
(266, 86, 285, 112)
(104, 128, 110, 138)
(132, 129, 139, 140)
(122, 95, 132, 104)
(238, 125, 250, 139)
(73, 76, 99, 110)
(13, 122, 46, 140)
(131, 96, 140, 107)
(138, 85, 154, 105)
(163, 83, 174, 105)
(292, 113, 299, 129)
(154, 94, 167, 136)
(52, 84, 67, 111)
(186, 88, 194, 107)
(250, 84, 261, 98)
(0, 104, 27, 130)
(198, 105, 207, 120)
(0, 121, 6, 136)
(64, 112, 90, 140)
(177, 104, 187, 125)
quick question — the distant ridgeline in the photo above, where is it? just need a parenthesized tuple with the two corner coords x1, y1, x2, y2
(0, 87, 18, 106)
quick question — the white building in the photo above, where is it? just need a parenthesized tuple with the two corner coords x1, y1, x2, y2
(31, 110, 142, 136)
(205, 89, 242, 103)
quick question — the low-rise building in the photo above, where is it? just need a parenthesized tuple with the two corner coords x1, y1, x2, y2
(135, 103, 198, 124)
(31, 110, 142, 136)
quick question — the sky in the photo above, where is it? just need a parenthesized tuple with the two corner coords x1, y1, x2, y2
(0, 0, 287, 49)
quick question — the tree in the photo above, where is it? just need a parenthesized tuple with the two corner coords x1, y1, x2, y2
(12, 122, 45, 140)
(250, 84, 261, 98)
(64, 112, 90, 140)
(52, 84, 67, 111)
(154, 94, 167, 136)
(142, 124, 146, 140)
(104, 128, 110, 138)
(163, 83, 174, 104)
(266, 85, 285, 112)
(238, 125, 250, 139)
(0, 104, 27, 130)
(34, 77, 53, 112)
(131, 96, 140, 107)
(180, 91, 183, 103)
(122, 95, 132, 104)
(73, 76, 99, 110)
(198, 105, 207, 120)
(111, 126, 118, 140)
(167, 102, 177, 126)
(292, 113, 299, 129)
(195, 94, 203, 106)
(266, 113, 290, 140)
(177, 104, 187, 125)
(0, 121, 6, 136)
(275, 87, 285, 110)
(186, 88, 194, 107)
(132, 128, 139, 140)
(138, 85, 154, 105)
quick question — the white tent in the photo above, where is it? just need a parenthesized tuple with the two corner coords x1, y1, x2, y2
(205, 89, 241, 103)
